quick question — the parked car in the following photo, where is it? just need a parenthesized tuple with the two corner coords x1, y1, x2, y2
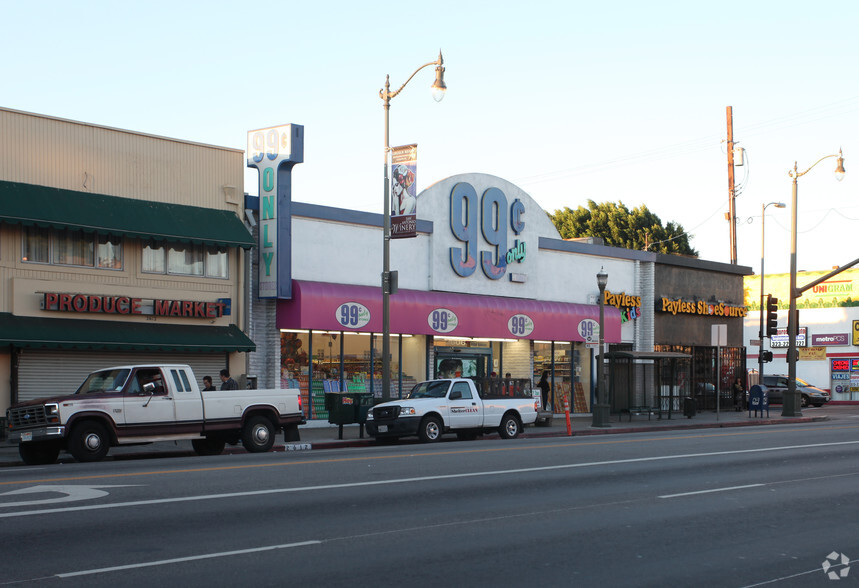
(760, 375, 830, 407)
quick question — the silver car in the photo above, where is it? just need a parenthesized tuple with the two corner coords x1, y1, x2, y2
(761, 375, 831, 408)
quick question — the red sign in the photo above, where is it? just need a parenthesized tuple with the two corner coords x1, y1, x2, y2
(43, 293, 228, 319)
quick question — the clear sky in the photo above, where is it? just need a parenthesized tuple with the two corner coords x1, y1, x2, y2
(4, 1, 857, 277)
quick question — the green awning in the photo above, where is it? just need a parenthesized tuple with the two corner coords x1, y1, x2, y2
(0, 313, 256, 352)
(0, 180, 254, 249)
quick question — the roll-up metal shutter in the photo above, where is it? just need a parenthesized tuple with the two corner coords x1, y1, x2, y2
(16, 350, 229, 402)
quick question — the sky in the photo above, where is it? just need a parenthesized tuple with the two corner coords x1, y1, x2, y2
(3, 1, 858, 276)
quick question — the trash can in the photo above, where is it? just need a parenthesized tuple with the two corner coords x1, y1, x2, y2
(325, 392, 356, 439)
(354, 392, 375, 439)
(748, 384, 769, 417)
(683, 396, 696, 418)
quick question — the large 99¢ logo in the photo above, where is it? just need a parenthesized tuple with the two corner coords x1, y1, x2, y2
(336, 302, 370, 329)
(508, 314, 534, 337)
(428, 308, 459, 334)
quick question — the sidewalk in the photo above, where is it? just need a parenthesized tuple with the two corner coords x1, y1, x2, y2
(0, 406, 833, 466)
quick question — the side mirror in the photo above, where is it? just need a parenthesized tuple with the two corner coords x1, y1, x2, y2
(142, 382, 156, 394)
(449, 390, 462, 400)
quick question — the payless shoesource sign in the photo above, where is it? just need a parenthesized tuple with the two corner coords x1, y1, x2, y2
(658, 296, 748, 318)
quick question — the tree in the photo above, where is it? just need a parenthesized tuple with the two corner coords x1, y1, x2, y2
(549, 200, 698, 256)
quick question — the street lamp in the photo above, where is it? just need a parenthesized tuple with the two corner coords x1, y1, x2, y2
(784, 149, 845, 417)
(592, 267, 610, 428)
(758, 201, 786, 381)
(379, 51, 446, 401)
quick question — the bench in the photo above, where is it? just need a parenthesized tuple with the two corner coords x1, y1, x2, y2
(622, 406, 660, 421)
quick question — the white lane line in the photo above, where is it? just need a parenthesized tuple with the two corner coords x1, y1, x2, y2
(55, 541, 321, 578)
(3, 439, 859, 520)
(659, 484, 765, 498)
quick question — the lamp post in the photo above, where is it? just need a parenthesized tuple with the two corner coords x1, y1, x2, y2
(592, 267, 610, 428)
(379, 52, 446, 401)
(784, 149, 846, 417)
(758, 201, 786, 381)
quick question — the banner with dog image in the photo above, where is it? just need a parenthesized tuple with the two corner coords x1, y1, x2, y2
(391, 144, 417, 239)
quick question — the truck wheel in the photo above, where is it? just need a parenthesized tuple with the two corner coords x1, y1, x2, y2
(498, 413, 522, 439)
(19, 441, 61, 465)
(192, 438, 226, 456)
(242, 416, 276, 452)
(68, 421, 111, 462)
(418, 415, 443, 443)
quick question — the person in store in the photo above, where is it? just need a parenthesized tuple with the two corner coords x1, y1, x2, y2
(538, 371, 551, 413)
(202, 376, 216, 392)
(219, 368, 239, 391)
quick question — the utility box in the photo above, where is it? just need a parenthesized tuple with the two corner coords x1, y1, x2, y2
(749, 384, 769, 417)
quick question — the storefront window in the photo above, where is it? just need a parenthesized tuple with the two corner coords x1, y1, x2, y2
(205, 246, 228, 278)
(168, 243, 203, 276)
(54, 228, 95, 267)
(96, 234, 123, 269)
(533, 341, 587, 413)
(22, 227, 49, 263)
(142, 242, 165, 273)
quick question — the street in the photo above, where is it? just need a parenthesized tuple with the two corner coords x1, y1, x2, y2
(2, 418, 859, 587)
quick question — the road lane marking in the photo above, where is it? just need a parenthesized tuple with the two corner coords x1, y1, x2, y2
(659, 484, 765, 498)
(54, 541, 321, 578)
(4, 423, 859, 488)
(0, 484, 139, 507)
(3, 439, 859, 519)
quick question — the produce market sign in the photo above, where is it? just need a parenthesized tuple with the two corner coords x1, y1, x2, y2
(42, 293, 229, 318)
(657, 297, 747, 318)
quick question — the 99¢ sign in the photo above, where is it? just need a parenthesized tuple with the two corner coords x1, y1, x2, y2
(428, 308, 459, 334)
(578, 319, 599, 343)
(508, 314, 534, 337)
(336, 303, 370, 329)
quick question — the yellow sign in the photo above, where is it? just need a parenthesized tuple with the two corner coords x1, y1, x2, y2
(798, 347, 827, 361)
(854, 320, 859, 345)
(658, 297, 747, 318)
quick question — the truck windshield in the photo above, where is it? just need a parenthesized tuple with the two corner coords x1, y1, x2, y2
(407, 381, 451, 399)
(75, 369, 131, 394)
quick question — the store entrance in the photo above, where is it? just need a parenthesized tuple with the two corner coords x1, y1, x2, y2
(434, 349, 491, 379)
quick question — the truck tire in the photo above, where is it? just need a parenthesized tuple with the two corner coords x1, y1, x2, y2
(68, 421, 111, 462)
(418, 415, 443, 443)
(192, 438, 226, 456)
(242, 416, 276, 453)
(19, 441, 61, 465)
(498, 413, 522, 439)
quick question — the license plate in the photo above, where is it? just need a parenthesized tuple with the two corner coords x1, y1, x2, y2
(21, 432, 32, 442)
(378, 425, 388, 433)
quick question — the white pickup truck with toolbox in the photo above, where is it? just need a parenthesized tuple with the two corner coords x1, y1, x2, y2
(5, 364, 304, 465)
(365, 378, 538, 442)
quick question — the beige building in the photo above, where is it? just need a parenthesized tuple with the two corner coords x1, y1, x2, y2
(0, 108, 254, 411)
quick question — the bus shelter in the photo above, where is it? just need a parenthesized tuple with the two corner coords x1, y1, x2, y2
(603, 351, 691, 419)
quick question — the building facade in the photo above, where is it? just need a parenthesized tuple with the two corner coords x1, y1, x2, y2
(0, 108, 255, 411)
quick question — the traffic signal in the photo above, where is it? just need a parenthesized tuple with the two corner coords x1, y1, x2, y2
(761, 350, 773, 363)
(766, 295, 779, 336)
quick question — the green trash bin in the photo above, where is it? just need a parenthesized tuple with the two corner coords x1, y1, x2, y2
(353, 392, 375, 438)
(326, 392, 357, 439)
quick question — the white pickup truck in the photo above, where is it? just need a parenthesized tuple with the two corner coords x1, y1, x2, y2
(365, 378, 538, 442)
(5, 364, 304, 465)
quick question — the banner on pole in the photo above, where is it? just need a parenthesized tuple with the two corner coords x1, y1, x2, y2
(391, 144, 417, 239)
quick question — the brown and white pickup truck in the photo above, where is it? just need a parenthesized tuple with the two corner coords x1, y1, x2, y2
(5, 364, 304, 465)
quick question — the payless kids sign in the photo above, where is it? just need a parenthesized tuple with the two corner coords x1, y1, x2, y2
(247, 124, 304, 299)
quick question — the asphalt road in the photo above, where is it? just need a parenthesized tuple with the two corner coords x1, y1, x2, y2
(2, 419, 859, 587)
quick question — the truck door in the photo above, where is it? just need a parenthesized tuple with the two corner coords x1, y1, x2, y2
(123, 368, 176, 430)
(168, 368, 205, 433)
(448, 381, 483, 429)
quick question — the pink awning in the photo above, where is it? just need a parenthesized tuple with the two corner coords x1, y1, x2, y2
(277, 280, 622, 342)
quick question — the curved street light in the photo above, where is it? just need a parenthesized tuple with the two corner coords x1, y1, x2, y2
(379, 51, 446, 401)
(784, 149, 845, 417)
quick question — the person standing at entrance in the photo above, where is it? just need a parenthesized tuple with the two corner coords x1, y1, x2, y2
(732, 377, 745, 411)
(538, 371, 550, 413)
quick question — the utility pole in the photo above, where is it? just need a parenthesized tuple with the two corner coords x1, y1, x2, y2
(726, 106, 737, 265)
